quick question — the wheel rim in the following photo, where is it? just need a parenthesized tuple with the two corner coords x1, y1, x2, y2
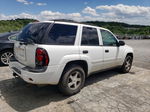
(67, 71, 82, 90)
(125, 56, 132, 71)
(1, 52, 13, 65)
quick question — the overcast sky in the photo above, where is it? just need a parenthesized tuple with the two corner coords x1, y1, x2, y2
(0, 0, 150, 25)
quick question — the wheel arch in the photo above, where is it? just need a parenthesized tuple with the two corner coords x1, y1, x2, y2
(0, 48, 13, 53)
(126, 52, 133, 59)
(58, 59, 88, 86)
(62, 60, 88, 77)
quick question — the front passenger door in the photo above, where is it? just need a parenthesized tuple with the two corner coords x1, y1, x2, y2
(100, 29, 120, 68)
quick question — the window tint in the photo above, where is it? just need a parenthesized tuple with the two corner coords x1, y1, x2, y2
(101, 30, 117, 46)
(18, 23, 50, 43)
(81, 27, 99, 46)
(44, 24, 77, 45)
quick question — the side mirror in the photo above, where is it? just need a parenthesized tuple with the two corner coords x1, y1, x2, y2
(117, 40, 125, 47)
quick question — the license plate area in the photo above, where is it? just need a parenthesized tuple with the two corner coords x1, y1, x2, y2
(15, 43, 26, 61)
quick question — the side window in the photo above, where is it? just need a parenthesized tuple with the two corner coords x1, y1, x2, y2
(8, 34, 18, 41)
(81, 27, 99, 46)
(100, 30, 118, 46)
(45, 24, 77, 45)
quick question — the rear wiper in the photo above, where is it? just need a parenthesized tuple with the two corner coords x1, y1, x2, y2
(19, 41, 28, 45)
(19, 38, 34, 45)
(26, 38, 35, 45)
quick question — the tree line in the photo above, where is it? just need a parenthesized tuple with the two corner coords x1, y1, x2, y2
(0, 19, 150, 36)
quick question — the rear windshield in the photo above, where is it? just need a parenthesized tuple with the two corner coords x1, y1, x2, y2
(18, 23, 50, 43)
(18, 23, 77, 45)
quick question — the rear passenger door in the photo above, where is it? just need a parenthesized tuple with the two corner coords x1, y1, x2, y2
(79, 26, 103, 73)
(100, 29, 120, 68)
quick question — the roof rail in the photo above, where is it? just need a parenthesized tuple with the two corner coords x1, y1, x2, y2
(51, 19, 80, 23)
(50, 19, 99, 27)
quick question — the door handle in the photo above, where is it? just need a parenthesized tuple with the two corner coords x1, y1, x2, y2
(83, 50, 88, 54)
(105, 50, 109, 53)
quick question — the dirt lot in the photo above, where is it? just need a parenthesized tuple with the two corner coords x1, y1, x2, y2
(0, 40, 150, 112)
(125, 40, 150, 69)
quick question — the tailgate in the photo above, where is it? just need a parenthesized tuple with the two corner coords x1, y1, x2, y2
(14, 41, 38, 68)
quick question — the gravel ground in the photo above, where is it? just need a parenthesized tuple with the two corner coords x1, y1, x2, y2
(0, 40, 150, 112)
(0, 66, 150, 112)
(125, 40, 150, 69)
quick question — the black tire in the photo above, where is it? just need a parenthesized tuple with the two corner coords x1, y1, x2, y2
(58, 65, 85, 96)
(0, 50, 13, 66)
(120, 55, 133, 73)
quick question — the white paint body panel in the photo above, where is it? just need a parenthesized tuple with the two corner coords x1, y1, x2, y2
(9, 21, 134, 85)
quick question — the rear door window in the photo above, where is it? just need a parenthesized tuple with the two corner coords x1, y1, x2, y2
(81, 27, 99, 46)
(44, 24, 77, 45)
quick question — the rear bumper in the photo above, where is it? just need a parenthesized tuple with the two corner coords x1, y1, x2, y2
(9, 60, 61, 85)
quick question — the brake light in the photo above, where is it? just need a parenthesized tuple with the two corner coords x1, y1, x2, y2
(36, 48, 49, 67)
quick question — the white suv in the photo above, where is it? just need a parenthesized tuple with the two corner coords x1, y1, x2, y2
(9, 21, 133, 95)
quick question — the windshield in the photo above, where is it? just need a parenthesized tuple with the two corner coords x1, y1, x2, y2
(18, 23, 50, 44)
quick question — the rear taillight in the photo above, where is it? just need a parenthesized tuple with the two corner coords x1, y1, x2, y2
(36, 48, 49, 67)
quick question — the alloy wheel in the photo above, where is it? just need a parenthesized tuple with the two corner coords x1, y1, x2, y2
(124, 56, 132, 71)
(67, 71, 82, 90)
(1, 52, 13, 65)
